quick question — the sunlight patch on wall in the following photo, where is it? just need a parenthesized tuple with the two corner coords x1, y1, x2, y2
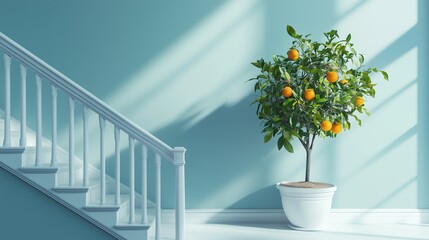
(333, 0, 417, 62)
(106, 0, 263, 132)
(334, 46, 418, 207)
(371, 47, 417, 110)
(324, 0, 419, 208)
(57, 0, 264, 161)
(334, 0, 365, 16)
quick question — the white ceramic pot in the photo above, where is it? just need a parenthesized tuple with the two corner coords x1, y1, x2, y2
(276, 181, 337, 231)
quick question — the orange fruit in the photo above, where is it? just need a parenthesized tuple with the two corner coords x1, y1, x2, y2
(320, 120, 332, 132)
(331, 122, 342, 134)
(304, 89, 315, 101)
(288, 49, 299, 61)
(327, 71, 339, 83)
(282, 86, 293, 98)
(355, 96, 364, 107)
(340, 79, 348, 84)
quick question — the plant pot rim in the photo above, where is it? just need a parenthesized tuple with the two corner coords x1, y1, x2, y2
(276, 181, 337, 193)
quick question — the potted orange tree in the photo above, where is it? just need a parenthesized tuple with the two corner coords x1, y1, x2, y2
(250, 25, 388, 230)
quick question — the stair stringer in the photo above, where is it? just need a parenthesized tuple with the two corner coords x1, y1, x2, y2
(0, 148, 157, 240)
(0, 151, 127, 240)
(0, 115, 158, 240)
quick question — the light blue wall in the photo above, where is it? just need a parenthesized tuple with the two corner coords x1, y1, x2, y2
(0, 0, 427, 218)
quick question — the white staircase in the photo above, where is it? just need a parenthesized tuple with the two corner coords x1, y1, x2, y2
(0, 33, 186, 240)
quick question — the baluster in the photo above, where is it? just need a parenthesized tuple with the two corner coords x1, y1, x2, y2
(2, 54, 11, 147)
(141, 145, 148, 224)
(68, 97, 75, 185)
(99, 116, 106, 205)
(114, 126, 121, 205)
(35, 75, 42, 166)
(155, 153, 161, 240)
(20, 64, 27, 147)
(129, 136, 135, 224)
(173, 147, 186, 240)
(83, 106, 89, 186)
(51, 85, 57, 166)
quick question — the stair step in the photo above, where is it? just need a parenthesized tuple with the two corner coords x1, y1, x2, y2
(55, 178, 100, 189)
(0, 117, 21, 129)
(114, 223, 151, 230)
(52, 186, 89, 193)
(0, 147, 25, 154)
(0, 147, 25, 169)
(0, 117, 31, 146)
(117, 207, 156, 226)
(88, 193, 127, 207)
(23, 148, 84, 168)
(87, 193, 129, 207)
(19, 166, 58, 174)
(84, 205, 120, 212)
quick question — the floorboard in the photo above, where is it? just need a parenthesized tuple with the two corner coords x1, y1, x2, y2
(161, 222, 429, 240)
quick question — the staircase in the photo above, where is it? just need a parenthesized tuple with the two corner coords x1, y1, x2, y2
(0, 33, 186, 240)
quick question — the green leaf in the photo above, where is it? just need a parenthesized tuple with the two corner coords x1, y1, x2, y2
(282, 98, 295, 106)
(381, 71, 389, 80)
(272, 55, 279, 62)
(340, 95, 352, 102)
(316, 98, 328, 103)
(359, 54, 365, 64)
(283, 138, 294, 153)
(286, 25, 297, 38)
(254, 82, 260, 91)
(283, 130, 292, 141)
(257, 74, 268, 79)
(273, 116, 282, 122)
(251, 61, 260, 68)
(262, 126, 273, 133)
(260, 81, 268, 89)
(279, 67, 291, 81)
(346, 34, 351, 42)
(290, 130, 300, 138)
(352, 115, 362, 126)
(312, 116, 319, 127)
(343, 121, 350, 130)
(262, 62, 270, 72)
(264, 131, 273, 143)
(357, 107, 363, 113)
(277, 136, 284, 150)
(363, 108, 371, 116)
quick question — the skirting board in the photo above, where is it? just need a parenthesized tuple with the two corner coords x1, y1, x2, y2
(161, 209, 429, 225)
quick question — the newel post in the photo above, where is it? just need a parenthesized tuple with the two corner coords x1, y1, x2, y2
(173, 147, 186, 240)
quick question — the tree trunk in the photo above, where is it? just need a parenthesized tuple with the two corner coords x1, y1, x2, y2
(305, 147, 311, 182)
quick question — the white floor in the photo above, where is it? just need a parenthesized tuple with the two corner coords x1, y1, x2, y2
(162, 223, 429, 240)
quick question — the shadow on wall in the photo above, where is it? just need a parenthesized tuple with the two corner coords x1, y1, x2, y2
(154, 0, 426, 210)
(417, 0, 429, 209)
(0, 0, 228, 95)
(0, 0, 228, 148)
(150, 0, 339, 209)
(1, 0, 427, 210)
(154, 95, 282, 208)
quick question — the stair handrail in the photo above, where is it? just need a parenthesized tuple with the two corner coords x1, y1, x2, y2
(0, 32, 174, 161)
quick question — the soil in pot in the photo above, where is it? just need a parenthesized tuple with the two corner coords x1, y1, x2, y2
(279, 181, 334, 189)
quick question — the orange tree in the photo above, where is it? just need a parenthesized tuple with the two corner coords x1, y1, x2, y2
(250, 26, 388, 182)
